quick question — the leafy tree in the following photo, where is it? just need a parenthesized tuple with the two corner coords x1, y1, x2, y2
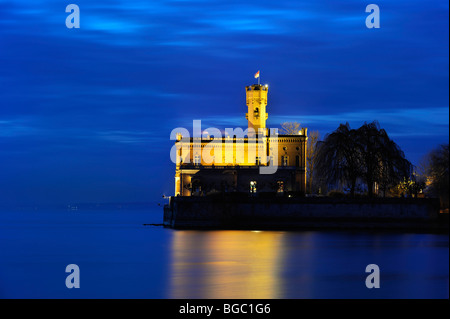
(356, 121, 412, 197)
(316, 123, 363, 196)
(316, 121, 411, 197)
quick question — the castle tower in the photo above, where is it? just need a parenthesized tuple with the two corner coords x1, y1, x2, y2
(245, 84, 268, 136)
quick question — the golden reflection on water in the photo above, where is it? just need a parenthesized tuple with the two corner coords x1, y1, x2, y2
(169, 230, 286, 298)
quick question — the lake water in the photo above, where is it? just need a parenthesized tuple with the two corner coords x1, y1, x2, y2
(0, 207, 448, 299)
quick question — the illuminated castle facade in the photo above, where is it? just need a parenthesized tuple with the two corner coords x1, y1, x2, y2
(173, 82, 307, 196)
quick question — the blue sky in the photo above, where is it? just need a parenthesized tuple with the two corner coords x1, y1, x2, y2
(0, 0, 448, 205)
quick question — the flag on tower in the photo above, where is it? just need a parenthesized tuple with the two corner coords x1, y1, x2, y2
(254, 70, 260, 79)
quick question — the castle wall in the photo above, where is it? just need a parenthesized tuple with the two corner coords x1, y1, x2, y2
(163, 196, 442, 230)
(177, 167, 306, 196)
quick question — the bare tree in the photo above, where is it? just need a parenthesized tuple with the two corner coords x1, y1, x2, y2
(280, 122, 301, 135)
(306, 130, 320, 193)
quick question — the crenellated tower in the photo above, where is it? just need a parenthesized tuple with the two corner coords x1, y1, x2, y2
(245, 84, 268, 136)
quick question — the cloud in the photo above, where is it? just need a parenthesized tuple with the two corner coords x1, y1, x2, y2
(0, 118, 40, 137)
(0, 0, 447, 204)
(96, 130, 165, 144)
(173, 106, 448, 139)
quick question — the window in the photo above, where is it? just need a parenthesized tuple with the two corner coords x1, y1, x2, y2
(282, 156, 288, 166)
(296, 155, 300, 167)
(250, 181, 257, 193)
(255, 157, 261, 165)
(277, 181, 284, 193)
(192, 180, 201, 194)
(194, 155, 201, 165)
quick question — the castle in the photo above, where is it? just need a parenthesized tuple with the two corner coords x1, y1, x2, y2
(172, 81, 307, 196)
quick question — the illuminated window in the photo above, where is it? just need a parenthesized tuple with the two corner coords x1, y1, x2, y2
(282, 156, 288, 166)
(277, 181, 284, 193)
(194, 155, 201, 165)
(250, 181, 257, 193)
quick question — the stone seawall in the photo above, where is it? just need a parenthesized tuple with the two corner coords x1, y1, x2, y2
(163, 196, 446, 231)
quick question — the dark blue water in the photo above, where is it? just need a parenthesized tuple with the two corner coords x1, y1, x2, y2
(0, 208, 448, 298)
